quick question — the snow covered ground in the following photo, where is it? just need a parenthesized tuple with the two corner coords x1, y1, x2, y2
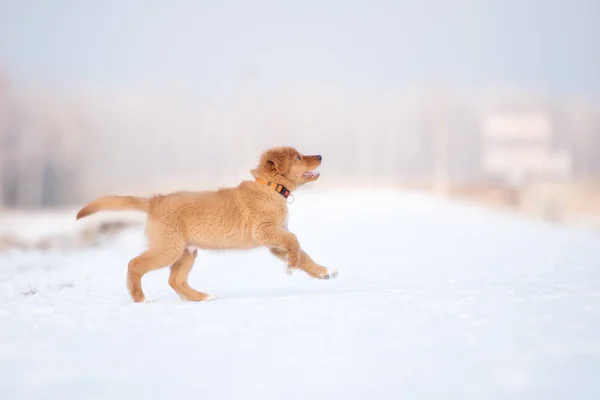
(1, 189, 600, 399)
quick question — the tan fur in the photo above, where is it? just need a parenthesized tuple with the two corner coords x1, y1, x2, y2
(76, 196, 149, 219)
(76, 146, 336, 302)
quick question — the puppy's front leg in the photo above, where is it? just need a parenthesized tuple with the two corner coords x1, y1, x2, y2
(253, 223, 301, 268)
(269, 247, 338, 280)
(298, 250, 338, 280)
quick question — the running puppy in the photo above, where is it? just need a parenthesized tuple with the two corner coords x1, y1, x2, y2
(76, 146, 337, 302)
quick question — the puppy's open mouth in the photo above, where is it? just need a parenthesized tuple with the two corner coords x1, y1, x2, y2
(303, 170, 320, 178)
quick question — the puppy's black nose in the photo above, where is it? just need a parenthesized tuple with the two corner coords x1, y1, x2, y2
(316, 155, 322, 161)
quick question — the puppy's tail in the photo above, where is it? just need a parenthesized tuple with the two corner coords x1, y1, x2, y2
(76, 196, 150, 220)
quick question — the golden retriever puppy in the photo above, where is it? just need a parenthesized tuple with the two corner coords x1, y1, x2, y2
(76, 146, 337, 302)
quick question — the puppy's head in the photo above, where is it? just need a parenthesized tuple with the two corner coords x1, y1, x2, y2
(251, 146, 322, 190)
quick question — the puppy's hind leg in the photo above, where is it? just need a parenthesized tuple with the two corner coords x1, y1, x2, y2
(169, 249, 216, 302)
(127, 247, 182, 303)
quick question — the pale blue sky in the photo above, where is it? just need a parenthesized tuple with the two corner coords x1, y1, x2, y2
(0, 0, 598, 96)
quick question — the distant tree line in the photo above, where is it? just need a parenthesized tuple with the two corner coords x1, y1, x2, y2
(1, 83, 599, 209)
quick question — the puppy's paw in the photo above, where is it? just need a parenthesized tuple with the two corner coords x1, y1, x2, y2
(286, 265, 296, 275)
(323, 268, 338, 280)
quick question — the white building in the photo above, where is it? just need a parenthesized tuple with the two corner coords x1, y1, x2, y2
(480, 112, 572, 185)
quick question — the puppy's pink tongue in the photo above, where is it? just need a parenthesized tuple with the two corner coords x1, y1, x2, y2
(303, 171, 320, 178)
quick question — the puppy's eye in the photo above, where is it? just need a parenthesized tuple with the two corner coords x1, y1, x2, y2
(296, 155, 301, 160)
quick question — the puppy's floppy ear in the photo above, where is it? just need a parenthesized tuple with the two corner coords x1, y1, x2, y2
(265, 149, 291, 174)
